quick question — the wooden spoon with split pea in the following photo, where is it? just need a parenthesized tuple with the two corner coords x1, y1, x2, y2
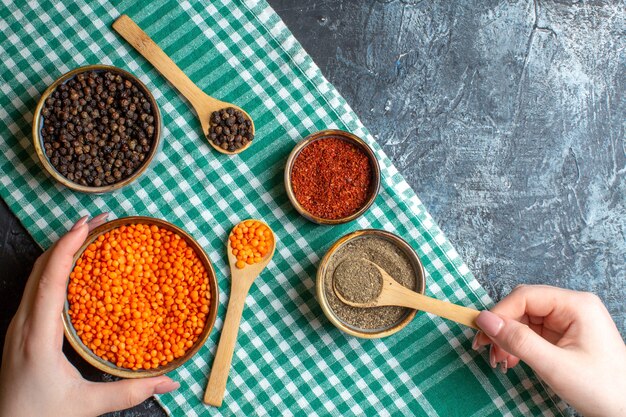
(112, 15, 255, 155)
(334, 258, 481, 329)
(204, 220, 275, 407)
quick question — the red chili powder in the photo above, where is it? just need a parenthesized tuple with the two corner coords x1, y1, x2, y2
(291, 137, 373, 220)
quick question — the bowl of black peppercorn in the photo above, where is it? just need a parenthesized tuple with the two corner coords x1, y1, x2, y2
(32, 65, 162, 193)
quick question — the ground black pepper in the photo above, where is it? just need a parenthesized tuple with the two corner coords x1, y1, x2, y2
(324, 236, 417, 330)
(40, 70, 156, 187)
(207, 107, 253, 152)
(334, 259, 382, 303)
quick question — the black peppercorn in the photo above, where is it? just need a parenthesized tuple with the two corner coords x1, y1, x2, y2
(40, 69, 156, 187)
(206, 107, 253, 152)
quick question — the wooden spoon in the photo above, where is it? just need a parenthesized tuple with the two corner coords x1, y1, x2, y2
(112, 15, 255, 155)
(204, 220, 275, 407)
(333, 259, 480, 329)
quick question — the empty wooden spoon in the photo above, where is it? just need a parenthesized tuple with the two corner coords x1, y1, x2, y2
(333, 258, 480, 329)
(112, 14, 255, 155)
(204, 220, 275, 407)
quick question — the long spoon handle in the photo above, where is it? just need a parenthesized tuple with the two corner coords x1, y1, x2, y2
(385, 283, 480, 329)
(112, 15, 206, 109)
(203, 285, 249, 407)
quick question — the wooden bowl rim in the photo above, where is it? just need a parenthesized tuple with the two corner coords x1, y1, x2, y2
(284, 129, 381, 225)
(32, 64, 162, 194)
(316, 229, 426, 339)
(62, 216, 219, 378)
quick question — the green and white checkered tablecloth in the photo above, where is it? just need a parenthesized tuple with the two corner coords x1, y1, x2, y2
(0, 0, 568, 415)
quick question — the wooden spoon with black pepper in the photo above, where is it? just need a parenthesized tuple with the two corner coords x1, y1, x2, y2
(333, 259, 481, 329)
(112, 15, 255, 155)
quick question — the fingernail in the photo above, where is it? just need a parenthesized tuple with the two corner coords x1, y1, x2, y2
(500, 359, 508, 374)
(88, 212, 109, 224)
(87, 212, 109, 231)
(71, 215, 89, 231)
(472, 332, 481, 351)
(154, 379, 180, 394)
(476, 311, 504, 337)
(489, 345, 497, 368)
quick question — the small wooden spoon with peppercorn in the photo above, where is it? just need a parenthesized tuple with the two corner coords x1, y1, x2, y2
(334, 259, 481, 329)
(204, 220, 275, 407)
(113, 15, 255, 155)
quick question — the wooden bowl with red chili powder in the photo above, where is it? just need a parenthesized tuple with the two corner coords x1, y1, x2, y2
(62, 216, 219, 378)
(285, 129, 381, 224)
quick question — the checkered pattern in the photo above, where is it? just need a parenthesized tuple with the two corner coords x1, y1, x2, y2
(0, 0, 567, 415)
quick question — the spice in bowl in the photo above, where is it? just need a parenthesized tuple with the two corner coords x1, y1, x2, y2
(291, 137, 373, 220)
(229, 220, 273, 269)
(40, 69, 157, 187)
(67, 223, 210, 370)
(323, 235, 417, 330)
(207, 107, 254, 152)
(333, 259, 383, 304)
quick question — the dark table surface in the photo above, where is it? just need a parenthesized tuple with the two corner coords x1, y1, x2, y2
(1, 1, 623, 416)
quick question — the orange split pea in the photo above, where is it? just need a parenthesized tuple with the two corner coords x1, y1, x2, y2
(67, 223, 210, 371)
(229, 220, 273, 269)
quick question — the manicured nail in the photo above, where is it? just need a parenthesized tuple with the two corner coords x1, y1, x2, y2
(500, 359, 508, 374)
(87, 212, 109, 231)
(476, 311, 504, 337)
(472, 332, 481, 351)
(489, 345, 497, 368)
(71, 215, 89, 231)
(154, 379, 180, 394)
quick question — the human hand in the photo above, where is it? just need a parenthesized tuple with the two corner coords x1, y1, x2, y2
(473, 285, 626, 417)
(0, 214, 180, 417)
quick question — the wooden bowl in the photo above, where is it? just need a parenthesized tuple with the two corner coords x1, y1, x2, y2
(284, 129, 381, 225)
(32, 65, 162, 194)
(62, 216, 219, 378)
(316, 229, 426, 339)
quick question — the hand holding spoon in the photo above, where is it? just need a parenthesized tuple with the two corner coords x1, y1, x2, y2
(333, 258, 480, 329)
(204, 220, 275, 407)
(112, 15, 255, 154)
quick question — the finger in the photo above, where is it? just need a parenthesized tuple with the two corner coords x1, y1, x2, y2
(473, 330, 491, 350)
(488, 345, 497, 368)
(16, 216, 90, 320)
(87, 212, 109, 231)
(492, 344, 508, 365)
(12, 250, 53, 326)
(29, 221, 89, 342)
(472, 330, 498, 351)
(529, 322, 564, 345)
(474, 308, 532, 350)
(84, 376, 180, 415)
(472, 329, 519, 371)
(471, 331, 482, 350)
(491, 285, 580, 334)
(506, 354, 520, 368)
(476, 310, 564, 376)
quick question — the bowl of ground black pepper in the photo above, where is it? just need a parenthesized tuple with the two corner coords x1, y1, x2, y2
(285, 130, 380, 225)
(316, 229, 426, 338)
(32, 65, 161, 193)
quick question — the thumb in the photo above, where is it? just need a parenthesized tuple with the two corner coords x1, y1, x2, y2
(84, 376, 180, 415)
(476, 310, 562, 375)
(30, 221, 90, 342)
